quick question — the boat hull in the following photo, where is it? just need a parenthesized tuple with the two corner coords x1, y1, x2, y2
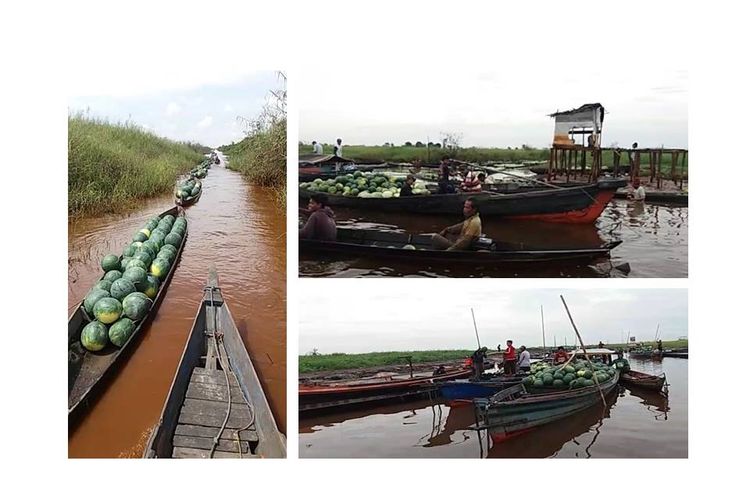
(438, 378, 524, 406)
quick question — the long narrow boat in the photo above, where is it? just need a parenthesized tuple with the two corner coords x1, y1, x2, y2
(438, 377, 525, 406)
(145, 268, 286, 458)
(175, 189, 202, 207)
(473, 370, 620, 443)
(68, 207, 186, 425)
(620, 370, 666, 392)
(299, 178, 627, 223)
(300, 368, 472, 413)
(301, 228, 621, 265)
(628, 349, 664, 361)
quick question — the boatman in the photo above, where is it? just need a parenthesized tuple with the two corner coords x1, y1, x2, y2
(312, 140, 323, 154)
(657, 339, 663, 352)
(517, 345, 531, 374)
(501, 340, 517, 375)
(437, 158, 455, 194)
(400, 174, 416, 197)
(299, 193, 337, 241)
(553, 346, 569, 365)
(470, 347, 488, 380)
(333, 138, 344, 157)
(431, 198, 482, 251)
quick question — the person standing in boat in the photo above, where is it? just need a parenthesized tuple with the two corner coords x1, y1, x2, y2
(501, 340, 517, 375)
(400, 174, 416, 197)
(431, 198, 482, 251)
(333, 138, 344, 157)
(470, 347, 488, 380)
(657, 339, 663, 352)
(437, 157, 455, 194)
(299, 193, 337, 241)
(312, 140, 323, 154)
(628, 178, 646, 201)
(553, 346, 569, 365)
(516, 345, 531, 374)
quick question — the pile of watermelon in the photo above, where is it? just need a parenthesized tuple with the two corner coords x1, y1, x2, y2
(175, 178, 201, 201)
(299, 171, 430, 199)
(79, 214, 187, 352)
(522, 360, 618, 391)
(190, 165, 208, 178)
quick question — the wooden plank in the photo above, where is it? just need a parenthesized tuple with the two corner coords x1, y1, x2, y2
(178, 411, 253, 429)
(175, 424, 258, 442)
(189, 372, 239, 387)
(182, 398, 252, 418)
(186, 382, 246, 402)
(172, 447, 257, 459)
(173, 434, 250, 454)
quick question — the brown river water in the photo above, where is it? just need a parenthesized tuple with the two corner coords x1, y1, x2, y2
(299, 357, 687, 458)
(68, 160, 286, 458)
(299, 200, 687, 278)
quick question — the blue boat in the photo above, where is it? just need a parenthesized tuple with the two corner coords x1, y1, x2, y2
(438, 377, 524, 406)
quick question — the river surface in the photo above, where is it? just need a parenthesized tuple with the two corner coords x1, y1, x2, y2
(299, 200, 687, 278)
(68, 157, 286, 458)
(299, 356, 687, 458)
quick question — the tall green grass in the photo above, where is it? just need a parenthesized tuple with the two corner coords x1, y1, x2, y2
(221, 118, 286, 209)
(68, 114, 204, 216)
(300, 143, 689, 176)
(299, 350, 473, 374)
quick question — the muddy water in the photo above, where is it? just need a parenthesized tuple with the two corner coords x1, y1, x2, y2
(68, 160, 286, 458)
(299, 357, 687, 458)
(299, 200, 687, 278)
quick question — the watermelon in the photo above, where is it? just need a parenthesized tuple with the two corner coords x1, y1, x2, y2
(134, 250, 153, 267)
(81, 321, 109, 352)
(553, 379, 565, 388)
(143, 275, 160, 299)
(582, 379, 595, 387)
(542, 374, 554, 386)
(553, 370, 565, 380)
(133, 231, 148, 243)
(101, 254, 120, 272)
(522, 376, 534, 388)
(142, 240, 159, 256)
(94, 279, 113, 293)
(104, 270, 123, 282)
(150, 258, 170, 279)
(175, 217, 187, 227)
(126, 258, 148, 272)
(583, 370, 593, 379)
(533, 378, 544, 388)
(93, 297, 122, 324)
(123, 267, 148, 289)
(110, 278, 136, 301)
(108, 318, 135, 347)
(123, 244, 136, 257)
(165, 232, 182, 247)
(139, 228, 151, 239)
(162, 244, 178, 256)
(563, 373, 575, 384)
(146, 218, 160, 231)
(84, 288, 110, 316)
(122, 292, 152, 321)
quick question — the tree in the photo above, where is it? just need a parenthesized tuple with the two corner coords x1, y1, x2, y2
(441, 131, 463, 150)
(415, 141, 425, 148)
(404, 141, 413, 147)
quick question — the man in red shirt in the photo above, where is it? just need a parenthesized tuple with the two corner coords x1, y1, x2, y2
(500, 340, 517, 375)
(553, 346, 569, 365)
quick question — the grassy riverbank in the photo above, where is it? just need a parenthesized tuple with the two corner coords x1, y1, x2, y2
(299, 340, 688, 374)
(68, 115, 204, 216)
(299, 143, 688, 176)
(221, 118, 286, 209)
(299, 350, 474, 374)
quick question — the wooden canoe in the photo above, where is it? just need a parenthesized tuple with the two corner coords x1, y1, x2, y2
(68, 207, 186, 425)
(175, 189, 202, 207)
(299, 368, 472, 413)
(474, 370, 620, 443)
(299, 178, 627, 223)
(301, 227, 621, 265)
(144, 268, 286, 458)
(620, 370, 666, 392)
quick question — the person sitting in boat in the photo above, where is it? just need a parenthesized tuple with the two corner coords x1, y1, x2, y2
(517, 345, 531, 374)
(299, 193, 337, 241)
(437, 158, 455, 194)
(433, 365, 447, 376)
(553, 346, 569, 365)
(431, 198, 482, 251)
(470, 347, 488, 380)
(501, 340, 517, 375)
(460, 171, 484, 192)
(400, 174, 416, 197)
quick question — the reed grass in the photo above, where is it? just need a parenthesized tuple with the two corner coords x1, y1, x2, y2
(68, 114, 204, 216)
(299, 350, 473, 374)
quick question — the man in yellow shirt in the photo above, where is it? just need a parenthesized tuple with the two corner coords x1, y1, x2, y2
(431, 198, 482, 251)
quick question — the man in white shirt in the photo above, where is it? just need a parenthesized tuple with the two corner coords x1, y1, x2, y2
(629, 178, 646, 201)
(312, 141, 323, 154)
(333, 138, 343, 157)
(517, 346, 531, 374)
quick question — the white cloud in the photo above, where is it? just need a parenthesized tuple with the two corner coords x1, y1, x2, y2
(224, 104, 234, 112)
(165, 102, 181, 116)
(197, 115, 213, 128)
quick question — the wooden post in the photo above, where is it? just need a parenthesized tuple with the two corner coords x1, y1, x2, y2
(635, 151, 641, 183)
(680, 150, 687, 190)
(613, 149, 620, 176)
(671, 151, 678, 183)
(657, 150, 663, 189)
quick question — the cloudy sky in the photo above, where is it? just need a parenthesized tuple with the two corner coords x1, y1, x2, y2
(69, 71, 281, 148)
(299, 69, 687, 149)
(299, 284, 687, 354)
